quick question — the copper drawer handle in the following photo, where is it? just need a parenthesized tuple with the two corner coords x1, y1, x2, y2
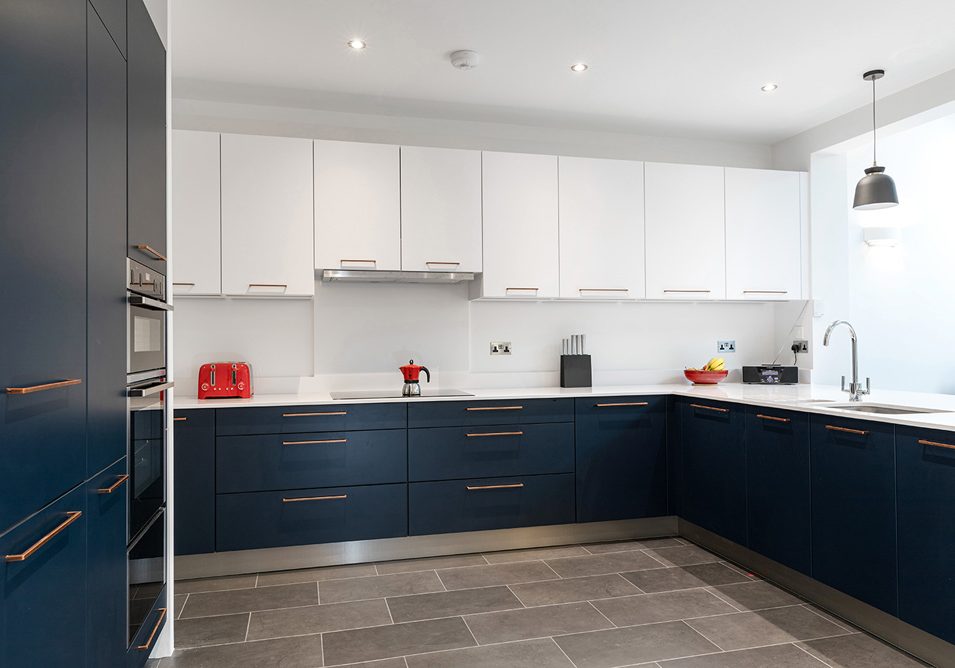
(173, 416, 188, 422)
(97, 475, 130, 495)
(4, 511, 83, 562)
(690, 403, 729, 413)
(5, 378, 82, 395)
(136, 608, 167, 651)
(918, 439, 955, 451)
(282, 411, 347, 417)
(134, 243, 167, 262)
(756, 414, 791, 423)
(282, 438, 347, 445)
(466, 483, 524, 491)
(596, 402, 649, 408)
(466, 431, 523, 438)
(426, 261, 461, 267)
(466, 405, 523, 412)
(825, 424, 869, 436)
(282, 494, 348, 503)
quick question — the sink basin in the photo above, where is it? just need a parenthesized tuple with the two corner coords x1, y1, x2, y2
(826, 403, 950, 415)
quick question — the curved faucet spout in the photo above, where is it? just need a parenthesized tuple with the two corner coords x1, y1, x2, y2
(823, 320, 867, 401)
(823, 320, 857, 347)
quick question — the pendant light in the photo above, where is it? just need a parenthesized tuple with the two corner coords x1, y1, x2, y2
(853, 69, 899, 210)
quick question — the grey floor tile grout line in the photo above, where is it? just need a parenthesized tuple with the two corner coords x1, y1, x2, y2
(459, 614, 480, 648)
(319, 631, 324, 667)
(384, 597, 395, 624)
(702, 586, 745, 612)
(436, 569, 448, 591)
(373, 563, 380, 575)
(548, 635, 581, 667)
(799, 602, 855, 632)
(242, 611, 252, 642)
(253, 573, 259, 587)
(677, 617, 726, 652)
(793, 641, 837, 667)
(316, 580, 321, 605)
(181, 599, 324, 620)
(504, 583, 526, 608)
(639, 549, 673, 568)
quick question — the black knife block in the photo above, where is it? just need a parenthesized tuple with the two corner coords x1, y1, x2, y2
(560, 354, 592, 388)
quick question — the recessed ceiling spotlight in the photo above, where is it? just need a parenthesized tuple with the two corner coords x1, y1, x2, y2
(761, 82, 778, 92)
(347, 38, 367, 50)
(570, 63, 589, 73)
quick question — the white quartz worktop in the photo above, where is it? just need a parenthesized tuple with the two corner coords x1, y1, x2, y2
(174, 383, 955, 434)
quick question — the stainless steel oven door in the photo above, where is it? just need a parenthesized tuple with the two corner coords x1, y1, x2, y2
(127, 295, 169, 377)
(128, 375, 172, 537)
(128, 508, 165, 646)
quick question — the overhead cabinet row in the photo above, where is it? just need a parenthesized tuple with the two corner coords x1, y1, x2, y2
(172, 132, 805, 300)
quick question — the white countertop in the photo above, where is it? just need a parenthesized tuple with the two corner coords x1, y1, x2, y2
(174, 382, 955, 433)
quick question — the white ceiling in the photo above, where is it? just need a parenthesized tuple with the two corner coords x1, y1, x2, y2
(172, 0, 955, 144)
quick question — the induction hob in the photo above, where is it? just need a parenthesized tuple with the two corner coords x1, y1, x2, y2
(330, 389, 473, 400)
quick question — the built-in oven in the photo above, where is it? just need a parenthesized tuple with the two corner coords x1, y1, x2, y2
(128, 257, 169, 378)
(128, 372, 170, 537)
(128, 508, 166, 646)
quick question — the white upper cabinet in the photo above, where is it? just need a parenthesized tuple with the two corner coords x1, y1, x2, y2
(480, 152, 559, 298)
(645, 162, 726, 300)
(171, 130, 221, 296)
(400, 146, 482, 272)
(725, 167, 802, 300)
(220, 133, 314, 296)
(314, 140, 400, 271)
(559, 157, 645, 299)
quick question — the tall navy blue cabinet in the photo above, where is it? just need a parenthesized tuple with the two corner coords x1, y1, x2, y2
(575, 396, 668, 522)
(896, 427, 955, 644)
(680, 400, 747, 545)
(89, 0, 126, 56)
(810, 415, 897, 615)
(744, 406, 811, 574)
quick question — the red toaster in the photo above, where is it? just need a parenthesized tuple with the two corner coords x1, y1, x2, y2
(198, 362, 254, 399)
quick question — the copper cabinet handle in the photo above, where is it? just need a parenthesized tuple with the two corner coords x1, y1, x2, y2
(596, 402, 649, 408)
(5, 378, 82, 395)
(4, 511, 83, 562)
(743, 290, 788, 294)
(134, 244, 167, 262)
(918, 439, 955, 451)
(663, 289, 711, 293)
(282, 494, 348, 503)
(282, 438, 347, 446)
(690, 403, 729, 413)
(136, 608, 167, 651)
(466, 431, 523, 438)
(97, 475, 129, 495)
(466, 483, 524, 491)
(282, 411, 347, 417)
(825, 424, 869, 436)
(466, 405, 523, 412)
(426, 261, 461, 267)
(756, 414, 791, 423)
(174, 416, 188, 422)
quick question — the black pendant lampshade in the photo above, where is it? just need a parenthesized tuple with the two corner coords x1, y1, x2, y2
(853, 69, 899, 210)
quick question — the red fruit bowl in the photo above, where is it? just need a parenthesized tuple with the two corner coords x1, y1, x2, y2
(684, 369, 729, 385)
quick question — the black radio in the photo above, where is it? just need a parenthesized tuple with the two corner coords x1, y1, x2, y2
(742, 365, 799, 385)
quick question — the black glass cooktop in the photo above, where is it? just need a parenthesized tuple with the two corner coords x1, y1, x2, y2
(330, 389, 473, 400)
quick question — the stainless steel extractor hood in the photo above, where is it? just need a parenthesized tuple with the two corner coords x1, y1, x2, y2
(321, 269, 475, 283)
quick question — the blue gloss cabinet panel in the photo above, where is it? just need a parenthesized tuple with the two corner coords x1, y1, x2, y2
(0, 0, 88, 534)
(0, 484, 88, 667)
(409, 423, 574, 481)
(216, 484, 407, 552)
(174, 410, 215, 555)
(218, 429, 408, 493)
(409, 473, 575, 536)
(810, 416, 897, 615)
(897, 427, 955, 644)
(216, 403, 407, 436)
(90, 0, 126, 56)
(408, 399, 573, 428)
(680, 400, 746, 545)
(575, 396, 668, 522)
(744, 407, 811, 575)
(86, 458, 128, 668)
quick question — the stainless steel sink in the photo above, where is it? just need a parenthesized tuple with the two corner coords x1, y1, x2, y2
(826, 403, 950, 415)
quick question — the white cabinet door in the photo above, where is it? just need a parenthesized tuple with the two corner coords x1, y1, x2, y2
(725, 167, 802, 300)
(480, 152, 559, 298)
(645, 162, 725, 300)
(559, 157, 645, 299)
(171, 130, 221, 295)
(400, 146, 482, 272)
(221, 133, 314, 296)
(314, 140, 400, 271)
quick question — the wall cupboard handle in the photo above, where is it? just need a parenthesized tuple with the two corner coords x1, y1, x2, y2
(282, 411, 347, 417)
(172, 282, 195, 286)
(466, 405, 523, 412)
(690, 403, 729, 413)
(466, 431, 523, 438)
(173, 416, 188, 422)
(743, 290, 788, 295)
(282, 438, 347, 446)
(466, 483, 524, 491)
(248, 283, 287, 289)
(134, 244, 167, 262)
(97, 475, 129, 495)
(282, 494, 348, 503)
(663, 289, 711, 293)
(5, 378, 82, 395)
(426, 261, 461, 267)
(4, 511, 82, 562)
(579, 288, 629, 293)
(136, 608, 167, 651)
(756, 414, 791, 423)
(595, 402, 649, 408)
(825, 424, 869, 436)
(340, 259, 377, 267)
(505, 287, 539, 293)
(917, 439, 955, 451)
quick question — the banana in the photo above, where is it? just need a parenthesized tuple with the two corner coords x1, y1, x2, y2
(703, 357, 725, 371)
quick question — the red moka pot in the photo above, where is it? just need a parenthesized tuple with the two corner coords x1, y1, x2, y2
(399, 360, 430, 396)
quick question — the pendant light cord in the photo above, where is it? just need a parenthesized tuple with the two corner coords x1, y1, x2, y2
(871, 76, 878, 166)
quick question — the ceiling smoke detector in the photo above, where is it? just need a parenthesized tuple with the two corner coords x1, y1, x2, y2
(449, 50, 480, 70)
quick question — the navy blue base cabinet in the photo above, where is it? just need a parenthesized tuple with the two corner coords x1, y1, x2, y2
(897, 427, 955, 644)
(174, 410, 216, 555)
(681, 400, 746, 545)
(810, 416, 897, 615)
(575, 396, 668, 522)
(744, 407, 811, 574)
(217, 402, 407, 436)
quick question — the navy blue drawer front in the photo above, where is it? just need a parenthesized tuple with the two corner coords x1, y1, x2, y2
(174, 410, 215, 555)
(409, 473, 575, 536)
(218, 429, 408, 493)
(409, 422, 573, 481)
(408, 398, 573, 428)
(216, 402, 407, 436)
(216, 483, 408, 552)
(127, 585, 167, 668)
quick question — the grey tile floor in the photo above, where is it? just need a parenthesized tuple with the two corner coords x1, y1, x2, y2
(154, 537, 927, 668)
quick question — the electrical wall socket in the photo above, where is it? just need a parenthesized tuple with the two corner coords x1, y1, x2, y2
(717, 340, 736, 353)
(793, 339, 809, 353)
(490, 341, 511, 355)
